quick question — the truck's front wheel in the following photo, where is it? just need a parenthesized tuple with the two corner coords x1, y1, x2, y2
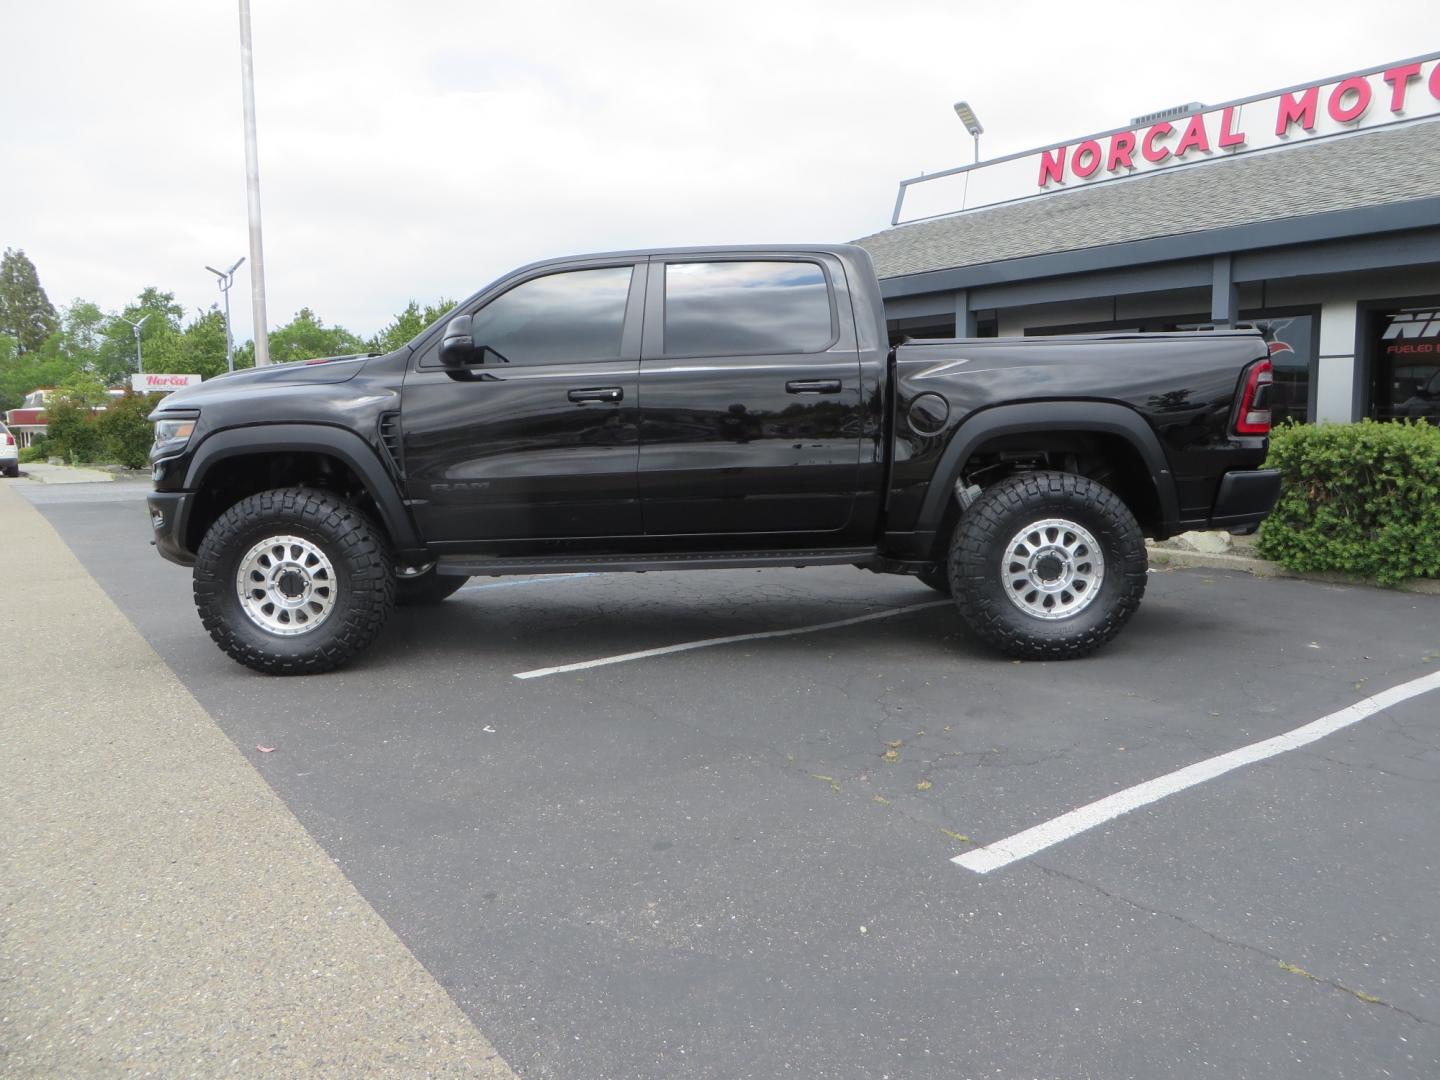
(949, 471, 1146, 660)
(193, 487, 396, 675)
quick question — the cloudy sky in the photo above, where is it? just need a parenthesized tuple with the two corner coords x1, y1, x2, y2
(1, 0, 1432, 343)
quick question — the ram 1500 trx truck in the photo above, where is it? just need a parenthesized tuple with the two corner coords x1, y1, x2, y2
(147, 245, 1280, 674)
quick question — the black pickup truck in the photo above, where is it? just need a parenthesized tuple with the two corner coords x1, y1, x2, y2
(147, 245, 1280, 674)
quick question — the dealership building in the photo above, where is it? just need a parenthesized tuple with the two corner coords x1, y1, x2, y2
(856, 53, 1440, 426)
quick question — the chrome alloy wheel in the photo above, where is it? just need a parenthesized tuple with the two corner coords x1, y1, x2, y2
(1000, 517, 1105, 621)
(235, 534, 338, 636)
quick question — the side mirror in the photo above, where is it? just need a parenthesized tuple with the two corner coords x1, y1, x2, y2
(438, 315, 475, 367)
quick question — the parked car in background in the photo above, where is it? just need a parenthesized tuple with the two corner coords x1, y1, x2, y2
(0, 422, 19, 477)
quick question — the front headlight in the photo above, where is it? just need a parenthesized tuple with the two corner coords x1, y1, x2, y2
(151, 413, 198, 457)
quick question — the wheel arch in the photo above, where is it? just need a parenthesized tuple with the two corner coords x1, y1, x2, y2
(181, 424, 422, 558)
(913, 402, 1180, 555)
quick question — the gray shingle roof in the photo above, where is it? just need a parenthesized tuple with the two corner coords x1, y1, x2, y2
(855, 119, 1440, 280)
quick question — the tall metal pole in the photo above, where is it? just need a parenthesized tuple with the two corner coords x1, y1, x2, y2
(238, 0, 270, 366)
(117, 313, 150, 377)
(206, 257, 244, 372)
(222, 280, 234, 371)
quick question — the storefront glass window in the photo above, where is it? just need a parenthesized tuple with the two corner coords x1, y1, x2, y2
(1247, 315, 1313, 427)
(1373, 306, 1440, 423)
(887, 315, 955, 347)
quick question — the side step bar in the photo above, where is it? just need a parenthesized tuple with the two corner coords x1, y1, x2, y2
(436, 548, 879, 577)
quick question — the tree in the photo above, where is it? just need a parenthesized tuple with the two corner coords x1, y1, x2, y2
(0, 248, 59, 354)
(0, 331, 71, 413)
(98, 391, 159, 468)
(268, 308, 366, 363)
(95, 287, 185, 385)
(44, 372, 109, 463)
(59, 300, 108, 371)
(173, 307, 234, 379)
(369, 298, 455, 354)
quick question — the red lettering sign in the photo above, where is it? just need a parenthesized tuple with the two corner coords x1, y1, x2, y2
(1141, 122, 1173, 163)
(1071, 140, 1102, 178)
(1174, 114, 1211, 156)
(1218, 106, 1246, 148)
(1106, 131, 1136, 171)
(1037, 146, 1066, 187)
(1328, 77, 1371, 123)
(1275, 86, 1319, 135)
(1383, 63, 1422, 111)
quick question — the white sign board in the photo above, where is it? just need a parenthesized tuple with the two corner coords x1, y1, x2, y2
(131, 373, 202, 393)
(894, 53, 1440, 224)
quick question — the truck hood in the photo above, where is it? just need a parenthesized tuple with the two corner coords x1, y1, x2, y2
(156, 353, 375, 409)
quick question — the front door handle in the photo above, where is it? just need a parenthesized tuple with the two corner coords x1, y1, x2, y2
(568, 387, 623, 403)
(786, 379, 842, 395)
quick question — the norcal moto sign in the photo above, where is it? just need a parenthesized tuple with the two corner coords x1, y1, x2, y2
(893, 52, 1440, 224)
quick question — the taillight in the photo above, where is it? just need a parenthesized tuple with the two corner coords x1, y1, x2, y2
(1234, 358, 1272, 436)
(3, 434, 13, 446)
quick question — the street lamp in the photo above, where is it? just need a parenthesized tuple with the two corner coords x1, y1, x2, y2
(238, 0, 271, 366)
(954, 100, 984, 164)
(204, 256, 245, 372)
(116, 313, 151, 376)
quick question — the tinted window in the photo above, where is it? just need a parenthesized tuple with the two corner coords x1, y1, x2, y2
(470, 266, 632, 366)
(664, 261, 832, 356)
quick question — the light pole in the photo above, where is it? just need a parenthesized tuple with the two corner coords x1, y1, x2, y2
(117, 313, 151, 376)
(238, 0, 270, 366)
(954, 101, 984, 164)
(204, 257, 245, 371)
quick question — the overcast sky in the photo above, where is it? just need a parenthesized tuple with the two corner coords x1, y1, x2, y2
(1, 0, 1433, 343)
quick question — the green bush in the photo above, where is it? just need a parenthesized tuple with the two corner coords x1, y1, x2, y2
(98, 391, 158, 469)
(18, 440, 47, 463)
(1257, 419, 1440, 585)
(44, 398, 102, 464)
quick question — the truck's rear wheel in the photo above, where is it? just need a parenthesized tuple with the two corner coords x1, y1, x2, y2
(395, 571, 468, 606)
(949, 471, 1146, 660)
(193, 487, 395, 675)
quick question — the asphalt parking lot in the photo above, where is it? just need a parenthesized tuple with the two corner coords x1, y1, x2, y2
(16, 478, 1440, 1079)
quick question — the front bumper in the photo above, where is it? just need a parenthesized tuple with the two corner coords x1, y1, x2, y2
(1208, 468, 1281, 531)
(147, 491, 195, 566)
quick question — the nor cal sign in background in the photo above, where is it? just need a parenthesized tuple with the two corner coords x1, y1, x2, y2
(131, 373, 202, 393)
(893, 53, 1440, 225)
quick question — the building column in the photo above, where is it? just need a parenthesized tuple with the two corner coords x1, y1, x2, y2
(1315, 299, 1359, 423)
(954, 290, 978, 337)
(1210, 255, 1239, 327)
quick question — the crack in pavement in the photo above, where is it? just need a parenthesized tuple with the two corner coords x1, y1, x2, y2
(1032, 861, 1440, 1031)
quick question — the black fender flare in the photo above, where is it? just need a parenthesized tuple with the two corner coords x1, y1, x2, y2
(913, 401, 1180, 536)
(182, 423, 422, 552)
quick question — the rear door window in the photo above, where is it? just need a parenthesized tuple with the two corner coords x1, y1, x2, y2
(662, 260, 834, 357)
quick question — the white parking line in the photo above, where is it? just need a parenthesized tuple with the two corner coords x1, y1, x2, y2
(461, 573, 594, 592)
(513, 600, 951, 680)
(954, 669, 1440, 874)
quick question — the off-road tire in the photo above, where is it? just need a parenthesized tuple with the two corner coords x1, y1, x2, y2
(916, 563, 952, 595)
(950, 471, 1147, 660)
(396, 572, 468, 606)
(194, 487, 395, 675)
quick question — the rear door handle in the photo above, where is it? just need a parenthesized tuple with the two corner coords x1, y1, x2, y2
(786, 379, 842, 395)
(567, 387, 623, 403)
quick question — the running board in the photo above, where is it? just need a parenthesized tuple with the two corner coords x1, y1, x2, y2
(436, 548, 879, 577)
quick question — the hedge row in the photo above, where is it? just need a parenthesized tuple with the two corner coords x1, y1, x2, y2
(43, 391, 158, 469)
(1257, 419, 1440, 586)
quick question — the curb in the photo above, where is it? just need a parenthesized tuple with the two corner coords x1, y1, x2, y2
(1146, 544, 1440, 596)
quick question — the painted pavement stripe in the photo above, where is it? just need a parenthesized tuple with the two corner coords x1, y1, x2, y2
(513, 600, 952, 679)
(953, 670, 1440, 874)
